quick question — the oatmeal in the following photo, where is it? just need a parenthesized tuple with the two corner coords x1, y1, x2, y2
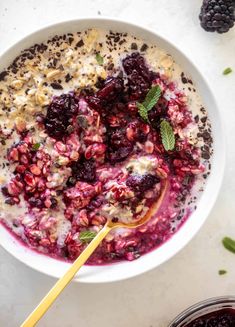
(0, 29, 212, 264)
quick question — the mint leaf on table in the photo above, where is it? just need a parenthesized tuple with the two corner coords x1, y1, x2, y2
(222, 236, 235, 254)
(95, 53, 103, 65)
(137, 85, 161, 122)
(79, 230, 97, 243)
(218, 269, 227, 275)
(160, 120, 175, 151)
(223, 67, 232, 75)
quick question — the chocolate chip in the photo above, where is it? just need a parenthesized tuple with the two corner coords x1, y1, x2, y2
(50, 82, 63, 90)
(181, 73, 188, 83)
(114, 36, 120, 43)
(0, 71, 8, 81)
(76, 39, 84, 47)
(201, 116, 207, 123)
(12, 67, 17, 74)
(202, 151, 210, 160)
(194, 115, 199, 123)
(119, 39, 125, 45)
(107, 63, 114, 70)
(131, 42, 138, 50)
(65, 73, 73, 83)
(140, 43, 148, 52)
(68, 37, 74, 45)
(5, 197, 15, 205)
(201, 131, 211, 140)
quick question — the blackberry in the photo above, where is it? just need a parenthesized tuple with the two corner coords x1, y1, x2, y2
(44, 93, 79, 140)
(126, 174, 160, 193)
(105, 128, 133, 163)
(70, 156, 96, 183)
(199, 0, 235, 33)
(122, 52, 157, 100)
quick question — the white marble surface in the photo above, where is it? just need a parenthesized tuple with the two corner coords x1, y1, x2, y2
(0, 0, 235, 326)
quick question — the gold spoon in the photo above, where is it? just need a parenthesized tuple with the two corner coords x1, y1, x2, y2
(21, 179, 168, 327)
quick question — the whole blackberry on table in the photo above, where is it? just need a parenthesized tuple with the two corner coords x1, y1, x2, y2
(199, 0, 235, 33)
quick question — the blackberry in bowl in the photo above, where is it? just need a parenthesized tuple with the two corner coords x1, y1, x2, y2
(169, 296, 235, 327)
(0, 18, 225, 283)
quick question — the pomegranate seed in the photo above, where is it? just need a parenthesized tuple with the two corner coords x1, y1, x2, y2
(173, 159, 183, 167)
(39, 238, 51, 247)
(8, 148, 19, 161)
(37, 179, 46, 191)
(17, 143, 28, 154)
(42, 166, 48, 175)
(20, 154, 28, 165)
(127, 102, 137, 112)
(55, 141, 67, 153)
(7, 181, 22, 196)
(36, 160, 44, 169)
(64, 232, 72, 244)
(126, 127, 135, 141)
(144, 141, 154, 154)
(44, 198, 52, 208)
(25, 173, 36, 187)
(13, 197, 20, 204)
(84, 144, 106, 159)
(14, 180, 24, 189)
(30, 164, 41, 176)
(15, 165, 26, 173)
(25, 185, 36, 193)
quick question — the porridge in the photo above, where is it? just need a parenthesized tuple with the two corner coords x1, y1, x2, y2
(0, 29, 212, 264)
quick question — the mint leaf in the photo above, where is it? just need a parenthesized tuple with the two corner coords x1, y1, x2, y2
(137, 85, 161, 122)
(218, 269, 227, 275)
(160, 120, 175, 151)
(32, 143, 41, 151)
(136, 102, 150, 123)
(222, 236, 235, 253)
(223, 67, 232, 75)
(79, 230, 97, 243)
(142, 85, 161, 111)
(95, 53, 103, 65)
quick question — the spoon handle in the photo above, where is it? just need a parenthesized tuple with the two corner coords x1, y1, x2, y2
(21, 223, 112, 327)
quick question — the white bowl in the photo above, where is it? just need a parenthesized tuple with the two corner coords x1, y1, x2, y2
(0, 18, 225, 283)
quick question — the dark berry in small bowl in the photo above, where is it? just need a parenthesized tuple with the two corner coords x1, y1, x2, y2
(169, 296, 235, 327)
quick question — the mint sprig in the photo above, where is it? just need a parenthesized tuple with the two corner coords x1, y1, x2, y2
(95, 53, 103, 65)
(136, 103, 150, 123)
(32, 143, 41, 151)
(160, 120, 175, 151)
(137, 85, 161, 122)
(79, 230, 97, 243)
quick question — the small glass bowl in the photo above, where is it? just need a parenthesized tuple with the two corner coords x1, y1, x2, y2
(168, 296, 235, 326)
